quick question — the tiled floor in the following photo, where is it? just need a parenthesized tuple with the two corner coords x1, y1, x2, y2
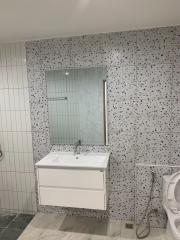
(19, 213, 167, 240)
(0, 213, 34, 240)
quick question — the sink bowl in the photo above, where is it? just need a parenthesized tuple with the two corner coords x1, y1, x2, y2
(35, 152, 109, 169)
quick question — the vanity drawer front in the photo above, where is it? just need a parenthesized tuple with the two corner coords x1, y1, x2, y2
(39, 187, 106, 210)
(37, 168, 104, 189)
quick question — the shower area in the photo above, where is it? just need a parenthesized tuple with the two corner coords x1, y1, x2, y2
(0, 43, 36, 238)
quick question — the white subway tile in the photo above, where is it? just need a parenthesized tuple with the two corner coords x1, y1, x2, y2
(0, 67, 8, 88)
(0, 42, 35, 213)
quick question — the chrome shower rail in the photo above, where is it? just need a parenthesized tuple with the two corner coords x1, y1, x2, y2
(47, 97, 68, 101)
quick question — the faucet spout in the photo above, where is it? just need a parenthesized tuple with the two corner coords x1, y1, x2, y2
(74, 140, 81, 155)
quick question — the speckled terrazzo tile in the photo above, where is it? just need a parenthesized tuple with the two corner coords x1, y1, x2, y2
(28, 65, 48, 131)
(50, 144, 109, 153)
(137, 27, 175, 49)
(109, 132, 136, 168)
(108, 99, 137, 133)
(41, 206, 93, 219)
(172, 64, 180, 96)
(29, 85, 47, 106)
(25, 41, 41, 67)
(39, 38, 71, 68)
(27, 68, 46, 89)
(30, 101, 47, 132)
(174, 44, 180, 63)
(135, 165, 171, 198)
(50, 145, 76, 152)
(136, 97, 171, 132)
(170, 133, 180, 165)
(39, 205, 108, 219)
(135, 196, 167, 228)
(136, 64, 172, 100)
(175, 25, 180, 44)
(110, 152, 135, 169)
(25, 27, 179, 224)
(171, 96, 180, 132)
(102, 31, 137, 66)
(65, 208, 109, 219)
(136, 132, 171, 165)
(136, 27, 175, 65)
(32, 130, 50, 162)
(109, 192, 135, 220)
(110, 162, 134, 193)
(71, 34, 104, 67)
(38, 205, 65, 215)
(107, 66, 136, 101)
(136, 47, 174, 66)
(135, 196, 149, 224)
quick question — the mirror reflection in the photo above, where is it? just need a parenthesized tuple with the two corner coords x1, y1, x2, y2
(46, 67, 107, 145)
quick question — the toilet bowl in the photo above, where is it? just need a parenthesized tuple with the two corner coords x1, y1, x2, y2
(163, 171, 180, 240)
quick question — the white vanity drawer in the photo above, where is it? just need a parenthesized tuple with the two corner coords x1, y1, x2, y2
(37, 168, 104, 190)
(39, 187, 106, 210)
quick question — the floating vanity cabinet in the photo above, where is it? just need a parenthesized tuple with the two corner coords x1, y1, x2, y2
(36, 152, 109, 210)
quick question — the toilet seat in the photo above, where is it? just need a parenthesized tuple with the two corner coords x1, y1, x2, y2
(166, 171, 180, 214)
(166, 208, 180, 240)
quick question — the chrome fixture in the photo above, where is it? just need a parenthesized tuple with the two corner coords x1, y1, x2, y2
(136, 169, 158, 239)
(74, 140, 81, 155)
(47, 97, 68, 101)
(0, 144, 4, 161)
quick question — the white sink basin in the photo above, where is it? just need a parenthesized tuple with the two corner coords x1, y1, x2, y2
(35, 151, 109, 169)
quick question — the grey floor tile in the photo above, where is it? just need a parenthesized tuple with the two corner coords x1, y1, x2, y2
(0, 228, 22, 240)
(0, 228, 6, 234)
(0, 215, 16, 229)
(19, 213, 167, 240)
(9, 214, 34, 230)
(59, 216, 121, 237)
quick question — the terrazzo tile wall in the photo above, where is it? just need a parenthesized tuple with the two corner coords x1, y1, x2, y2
(25, 25, 180, 226)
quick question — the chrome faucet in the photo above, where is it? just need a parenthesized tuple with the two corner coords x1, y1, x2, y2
(74, 140, 81, 155)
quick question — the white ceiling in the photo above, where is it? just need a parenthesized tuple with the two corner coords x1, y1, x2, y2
(0, 0, 180, 42)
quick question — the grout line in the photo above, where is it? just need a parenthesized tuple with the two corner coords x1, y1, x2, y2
(169, 63, 173, 171)
(135, 163, 180, 167)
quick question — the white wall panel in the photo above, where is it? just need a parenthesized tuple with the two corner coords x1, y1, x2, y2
(0, 43, 36, 214)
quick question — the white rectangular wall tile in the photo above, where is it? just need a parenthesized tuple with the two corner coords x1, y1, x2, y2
(0, 43, 36, 214)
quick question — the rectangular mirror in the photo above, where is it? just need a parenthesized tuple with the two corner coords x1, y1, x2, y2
(46, 67, 107, 145)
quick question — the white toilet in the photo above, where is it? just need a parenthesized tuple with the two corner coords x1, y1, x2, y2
(163, 171, 180, 240)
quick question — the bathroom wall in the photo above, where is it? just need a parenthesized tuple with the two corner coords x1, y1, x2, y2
(26, 25, 180, 226)
(0, 43, 37, 214)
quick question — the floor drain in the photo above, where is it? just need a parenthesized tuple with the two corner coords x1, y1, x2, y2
(125, 223, 134, 229)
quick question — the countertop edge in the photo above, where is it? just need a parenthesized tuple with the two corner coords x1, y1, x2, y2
(35, 165, 107, 170)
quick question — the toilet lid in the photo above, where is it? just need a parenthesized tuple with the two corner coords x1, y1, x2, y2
(167, 171, 180, 213)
